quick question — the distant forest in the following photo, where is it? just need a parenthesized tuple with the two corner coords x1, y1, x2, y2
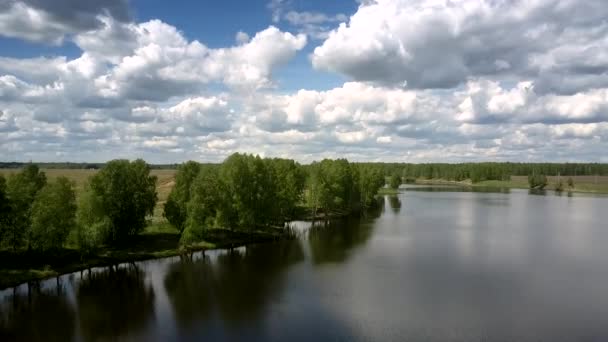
(3, 161, 607, 181)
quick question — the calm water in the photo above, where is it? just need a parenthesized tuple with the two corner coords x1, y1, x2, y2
(2, 187, 608, 341)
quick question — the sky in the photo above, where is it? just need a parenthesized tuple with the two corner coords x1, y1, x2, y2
(1, 0, 607, 163)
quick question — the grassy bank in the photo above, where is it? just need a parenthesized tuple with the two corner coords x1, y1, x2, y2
(377, 187, 400, 195)
(0, 226, 290, 290)
(413, 176, 608, 194)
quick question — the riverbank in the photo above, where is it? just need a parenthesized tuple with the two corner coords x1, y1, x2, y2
(0, 227, 289, 290)
(413, 177, 608, 194)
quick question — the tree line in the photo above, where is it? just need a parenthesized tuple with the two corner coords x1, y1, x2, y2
(357, 162, 608, 183)
(0, 153, 389, 253)
(165, 154, 387, 244)
(5, 155, 603, 254)
(0, 161, 157, 253)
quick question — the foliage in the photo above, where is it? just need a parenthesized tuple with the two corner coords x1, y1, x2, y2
(88, 159, 157, 243)
(388, 174, 401, 189)
(304, 159, 386, 216)
(75, 186, 107, 255)
(4, 165, 47, 250)
(0, 175, 9, 244)
(164, 161, 201, 232)
(528, 173, 548, 189)
(29, 177, 77, 252)
(179, 154, 307, 242)
(268, 158, 306, 219)
(356, 164, 385, 208)
(181, 168, 225, 243)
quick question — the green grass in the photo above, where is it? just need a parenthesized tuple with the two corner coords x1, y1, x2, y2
(377, 187, 399, 195)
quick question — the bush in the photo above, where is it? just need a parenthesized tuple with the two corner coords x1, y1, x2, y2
(567, 177, 574, 188)
(388, 174, 401, 189)
(528, 173, 548, 189)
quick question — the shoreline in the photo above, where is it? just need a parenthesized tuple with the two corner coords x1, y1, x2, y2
(0, 228, 291, 291)
(412, 178, 608, 194)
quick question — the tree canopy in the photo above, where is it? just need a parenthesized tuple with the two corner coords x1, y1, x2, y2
(88, 159, 157, 243)
(4, 165, 47, 250)
(164, 161, 201, 232)
(30, 177, 77, 252)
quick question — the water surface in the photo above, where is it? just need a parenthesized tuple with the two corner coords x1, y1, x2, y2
(2, 187, 608, 341)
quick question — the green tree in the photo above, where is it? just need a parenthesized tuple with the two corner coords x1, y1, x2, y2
(30, 177, 77, 252)
(164, 161, 201, 232)
(89, 159, 157, 243)
(0, 175, 9, 244)
(567, 177, 574, 188)
(268, 158, 305, 220)
(388, 173, 401, 189)
(356, 165, 384, 208)
(305, 159, 355, 217)
(181, 168, 226, 243)
(528, 173, 548, 189)
(5, 165, 47, 250)
(75, 186, 107, 255)
(219, 153, 257, 229)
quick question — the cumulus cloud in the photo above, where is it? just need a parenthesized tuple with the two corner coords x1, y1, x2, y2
(1, 0, 608, 163)
(0, 0, 130, 44)
(250, 82, 436, 132)
(456, 80, 608, 124)
(312, 0, 608, 92)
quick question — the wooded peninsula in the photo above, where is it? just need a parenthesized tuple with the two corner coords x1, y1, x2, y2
(1, 154, 607, 288)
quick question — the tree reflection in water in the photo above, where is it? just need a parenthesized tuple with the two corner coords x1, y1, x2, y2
(165, 239, 304, 328)
(0, 281, 76, 342)
(76, 265, 155, 342)
(388, 195, 402, 213)
(164, 255, 215, 327)
(308, 200, 382, 265)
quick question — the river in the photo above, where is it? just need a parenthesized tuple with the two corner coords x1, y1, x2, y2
(2, 186, 608, 341)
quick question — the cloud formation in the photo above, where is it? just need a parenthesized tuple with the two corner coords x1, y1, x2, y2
(0, 0, 130, 44)
(312, 0, 608, 92)
(1, 0, 608, 163)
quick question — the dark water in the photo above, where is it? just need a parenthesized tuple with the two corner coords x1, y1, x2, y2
(2, 187, 608, 341)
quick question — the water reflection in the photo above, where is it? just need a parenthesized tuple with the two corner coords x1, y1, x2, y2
(164, 240, 304, 328)
(2, 187, 608, 341)
(0, 282, 75, 341)
(388, 195, 402, 213)
(308, 216, 376, 265)
(76, 266, 155, 341)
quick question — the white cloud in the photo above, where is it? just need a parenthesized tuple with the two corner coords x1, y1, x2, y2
(1, 1, 608, 163)
(312, 0, 608, 92)
(456, 80, 608, 124)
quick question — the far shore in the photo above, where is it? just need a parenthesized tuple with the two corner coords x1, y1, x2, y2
(412, 176, 608, 194)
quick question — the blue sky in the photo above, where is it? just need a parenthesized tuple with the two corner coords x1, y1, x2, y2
(1, 0, 608, 163)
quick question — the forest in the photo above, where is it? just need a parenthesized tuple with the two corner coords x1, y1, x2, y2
(0, 153, 387, 256)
